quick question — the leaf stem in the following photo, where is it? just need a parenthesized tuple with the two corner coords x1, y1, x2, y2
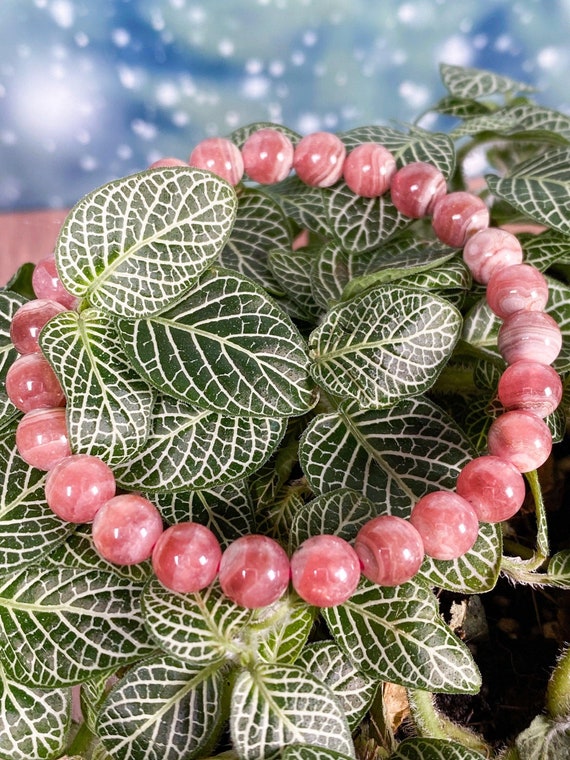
(545, 645, 570, 719)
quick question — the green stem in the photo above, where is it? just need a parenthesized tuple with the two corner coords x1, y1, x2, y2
(546, 645, 570, 719)
(65, 719, 95, 757)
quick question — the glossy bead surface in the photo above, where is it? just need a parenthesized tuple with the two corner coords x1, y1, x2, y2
(486, 263, 549, 318)
(10, 299, 67, 355)
(498, 311, 562, 366)
(32, 254, 79, 310)
(290, 535, 361, 607)
(293, 131, 346, 187)
(188, 137, 244, 185)
(5, 352, 65, 412)
(218, 534, 290, 608)
(463, 228, 524, 285)
(456, 455, 526, 522)
(92, 494, 163, 565)
(432, 191, 489, 248)
(45, 454, 116, 523)
(354, 515, 424, 586)
(389, 161, 447, 218)
(487, 409, 552, 472)
(148, 157, 187, 168)
(342, 142, 396, 197)
(242, 128, 294, 184)
(152, 522, 222, 593)
(410, 491, 479, 560)
(498, 360, 563, 418)
(15, 407, 71, 470)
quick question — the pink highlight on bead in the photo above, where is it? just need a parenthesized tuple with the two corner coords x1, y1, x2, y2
(498, 360, 563, 418)
(241, 128, 294, 184)
(45, 454, 116, 523)
(15, 407, 71, 470)
(152, 522, 222, 594)
(432, 191, 490, 248)
(218, 534, 290, 608)
(354, 515, 424, 586)
(498, 310, 562, 366)
(487, 409, 552, 472)
(463, 228, 524, 285)
(389, 162, 447, 218)
(456, 455, 526, 523)
(410, 491, 479, 560)
(290, 534, 361, 607)
(342, 142, 397, 197)
(32, 254, 79, 310)
(92, 494, 163, 565)
(486, 263, 548, 317)
(6, 353, 65, 413)
(293, 131, 346, 188)
(10, 299, 67, 355)
(188, 137, 244, 185)
(148, 157, 187, 168)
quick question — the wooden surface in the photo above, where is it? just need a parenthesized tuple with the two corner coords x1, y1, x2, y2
(0, 209, 69, 285)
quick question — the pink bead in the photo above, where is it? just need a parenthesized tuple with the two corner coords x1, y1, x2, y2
(45, 454, 116, 523)
(498, 311, 562, 366)
(486, 263, 548, 317)
(188, 137, 244, 185)
(342, 142, 397, 197)
(148, 157, 187, 168)
(32, 254, 79, 310)
(498, 360, 563, 418)
(487, 409, 552, 472)
(241, 128, 294, 184)
(10, 299, 68, 355)
(15, 407, 71, 470)
(293, 131, 346, 188)
(152, 522, 222, 594)
(354, 515, 424, 586)
(5, 353, 66, 412)
(290, 535, 361, 607)
(410, 491, 479, 560)
(218, 534, 290, 608)
(389, 162, 447, 218)
(456, 455, 526, 523)
(463, 228, 524, 285)
(92, 494, 164, 565)
(432, 192, 490, 248)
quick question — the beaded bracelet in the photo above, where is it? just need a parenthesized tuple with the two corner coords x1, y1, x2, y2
(5, 127, 563, 610)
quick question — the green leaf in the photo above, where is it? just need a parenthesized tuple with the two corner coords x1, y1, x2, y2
(55, 166, 238, 317)
(117, 267, 316, 417)
(515, 714, 570, 760)
(526, 229, 570, 269)
(323, 578, 481, 693)
(390, 737, 487, 759)
(4, 262, 36, 300)
(230, 663, 356, 759)
(429, 95, 493, 119)
(440, 63, 534, 99)
(281, 745, 356, 760)
(0, 290, 26, 421)
(273, 176, 332, 239)
(451, 104, 570, 142)
(255, 596, 315, 665)
(269, 246, 323, 322)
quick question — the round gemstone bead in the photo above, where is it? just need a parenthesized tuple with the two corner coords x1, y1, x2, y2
(45, 454, 116, 523)
(410, 491, 479, 560)
(497, 311, 562, 366)
(290, 535, 361, 607)
(463, 228, 524, 285)
(92, 494, 164, 565)
(188, 137, 244, 185)
(10, 299, 67, 355)
(148, 157, 187, 168)
(293, 131, 346, 188)
(498, 360, 563, 418)
(218, 534, 290, 608)
(456, 455, 526, 523)
(486, 263, 549, 318)
(152, 522, 222, 594)
(241, 128, 294, 184)
(389, 161, 447, 218)
(5, 353, 65, 412)
(354, 515, 424, 586)
(487, 409, 552, 473)
(32, 254, 79, 310)
(342, 142, 396, 197)
(15, 407, 71, 470)
(432, 191, 490, 248)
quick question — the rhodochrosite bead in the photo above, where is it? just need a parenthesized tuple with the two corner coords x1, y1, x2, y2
(342, 142, 396, 197)
(487, 409, 552, 472)
(432, 191, 489, 248)
(5, 352, 65, 412)
(188, 137, 244, 185)
(498, 311, 562, 366)
(463, 228, 524, 285)
(92, 494, 163, 565)
(293, 131, 346, 187)
(290, 534, 361, 606)
(410, 491, 479, 560)
(389, 161, 447, 218)
(241, 128, 294, 184)
(218, 534, 290, 608)
(10, 299, 67, 355)
(354, 515, 424, 586)
(148, 157, 187, 168)
(152, 522, 222, 594)
(486, 263, 549, 318)
(498, 360, 563, 418)
(15, 406, 71, 470)
(456, 455, 526, 522)
(45, 454, 116, 523)
(32, 254, 79, 310)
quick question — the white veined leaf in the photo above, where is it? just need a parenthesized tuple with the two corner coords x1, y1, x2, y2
(522, 229, 570, 270)
(0, 290, 27, 421)
(281, 746, 356, 760)
(515, 715, 570, 760)
(439, 63, 535, 99)
(391, 737, 487, 760)
(230, 663, 356, 760)
(253, 595, 316, 665)
(55, 166, 238, 317)
(451, 104, 570, 142)
(269, 246, 324, 322)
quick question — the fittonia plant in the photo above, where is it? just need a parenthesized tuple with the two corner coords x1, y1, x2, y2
(1, 63, 570, 760)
